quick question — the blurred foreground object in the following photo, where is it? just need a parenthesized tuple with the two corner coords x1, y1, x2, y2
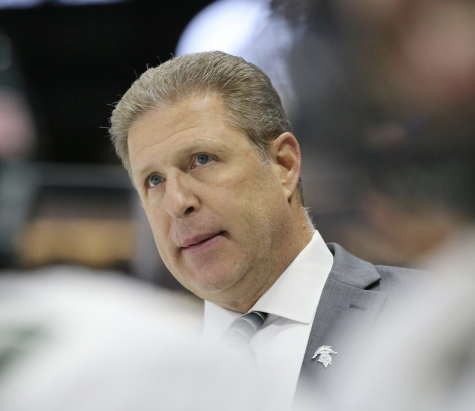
(0, 31, 35, 159)
(340, 0, 475, 263)
(284, 1, 475, 410)
(0, 30, 37, 268)
(283, 0, 475, 263)
(0, 267, 269, 411)
(334, 0, 475, 117)
(328, 230, 475, 411)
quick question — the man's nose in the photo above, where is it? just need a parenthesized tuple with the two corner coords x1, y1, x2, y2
(165, 172, 200, 219)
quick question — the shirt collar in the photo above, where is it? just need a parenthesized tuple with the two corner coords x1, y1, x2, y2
(203, 231, 333, 339)
(250, 230, 333, 323)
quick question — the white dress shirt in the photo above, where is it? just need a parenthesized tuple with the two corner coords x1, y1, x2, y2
(203, 231, 334, 408)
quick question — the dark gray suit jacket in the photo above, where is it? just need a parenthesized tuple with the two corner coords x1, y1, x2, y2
(297, 243, 420, 393)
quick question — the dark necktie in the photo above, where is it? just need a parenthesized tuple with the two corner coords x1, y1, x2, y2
(222, 311, 268, 359)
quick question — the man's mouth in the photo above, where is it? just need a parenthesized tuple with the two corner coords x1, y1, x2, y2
(181, 231, 225, 252)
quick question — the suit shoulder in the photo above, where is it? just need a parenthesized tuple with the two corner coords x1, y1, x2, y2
(326, 242, 427, 290)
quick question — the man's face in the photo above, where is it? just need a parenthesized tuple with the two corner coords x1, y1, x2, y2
(127, 94, 295, 310)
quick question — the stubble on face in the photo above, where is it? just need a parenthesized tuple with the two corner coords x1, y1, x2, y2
(177, 160, 276, 289)
(196, 161, 296, 311)
(128, 94, 303, 312)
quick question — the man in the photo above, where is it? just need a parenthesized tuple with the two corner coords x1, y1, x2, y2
(109, 51, 417, 407)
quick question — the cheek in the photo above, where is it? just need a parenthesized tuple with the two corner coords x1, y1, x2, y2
(148, 215, 178, 272)
(218, 162, 274, 200)
(143, 206, 169, 247)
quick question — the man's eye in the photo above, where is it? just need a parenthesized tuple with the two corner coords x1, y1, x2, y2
(194, 154, 211, 166)
(147, 174, 163, 188)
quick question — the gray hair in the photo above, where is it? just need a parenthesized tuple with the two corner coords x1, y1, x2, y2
(109, 51, 304, 204)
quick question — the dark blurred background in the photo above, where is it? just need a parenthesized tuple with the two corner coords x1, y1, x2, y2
(4, 0, 471, 293)
(0, 0, 216, 290)
(0, 0, 409, 290)
(0, 0, 212, 164)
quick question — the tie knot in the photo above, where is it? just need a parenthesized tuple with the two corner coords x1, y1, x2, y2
(222, 311, 268, 355)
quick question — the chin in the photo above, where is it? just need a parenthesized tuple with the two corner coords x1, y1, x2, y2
(191, 279, 234, 295)
(186, 269, 244, 296)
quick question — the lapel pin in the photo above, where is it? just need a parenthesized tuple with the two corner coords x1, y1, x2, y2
(312, 345, 338, 368)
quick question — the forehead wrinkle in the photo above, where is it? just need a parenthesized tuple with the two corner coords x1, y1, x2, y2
(191, 136, 233, 151)
(132, 125, 201, 156)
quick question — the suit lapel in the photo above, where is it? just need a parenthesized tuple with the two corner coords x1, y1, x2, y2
(297, 243, 388, 391)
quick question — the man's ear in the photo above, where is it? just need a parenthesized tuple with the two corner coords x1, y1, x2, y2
(269, 132, 302, 201)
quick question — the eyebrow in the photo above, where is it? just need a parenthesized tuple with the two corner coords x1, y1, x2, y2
(132, 138, 233, 180)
